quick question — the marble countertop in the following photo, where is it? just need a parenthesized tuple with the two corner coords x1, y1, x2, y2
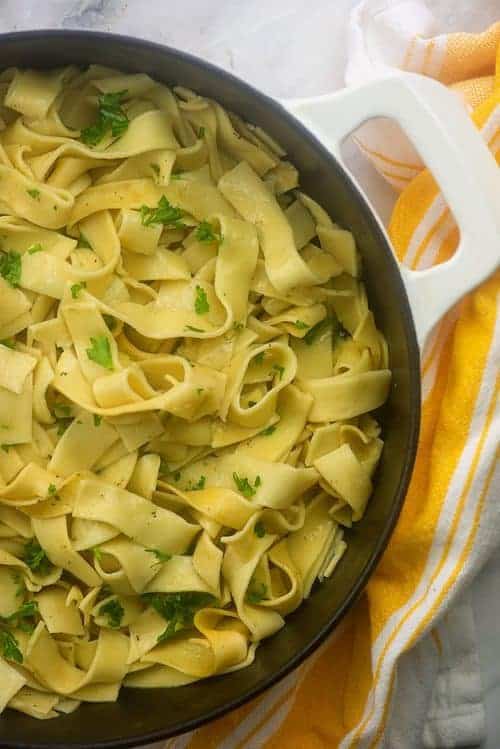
(2, 1, 499, 746)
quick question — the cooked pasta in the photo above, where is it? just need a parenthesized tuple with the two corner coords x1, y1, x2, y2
(0, 65, 391, 719)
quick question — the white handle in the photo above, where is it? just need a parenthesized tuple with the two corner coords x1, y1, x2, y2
(281, 73, 500, 348)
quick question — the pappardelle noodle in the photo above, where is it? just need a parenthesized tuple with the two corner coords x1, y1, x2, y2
(0, 65, 391, 719)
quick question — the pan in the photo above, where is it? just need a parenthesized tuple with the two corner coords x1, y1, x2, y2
(0, 29, 498, 749)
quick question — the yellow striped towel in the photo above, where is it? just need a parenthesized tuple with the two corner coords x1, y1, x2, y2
(159, 3, 500, 748)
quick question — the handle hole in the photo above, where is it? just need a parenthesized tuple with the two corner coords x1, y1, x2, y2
(342, 118, 462, 272)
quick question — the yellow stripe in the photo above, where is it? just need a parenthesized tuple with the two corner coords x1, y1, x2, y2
(354, 138, 422, 171)
(411, 207, 450, 270)
(422, 39, 436, 76)
(351, 373, 499, 746)
(402, 36, 418, 72)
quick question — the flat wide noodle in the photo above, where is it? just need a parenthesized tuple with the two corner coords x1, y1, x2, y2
(0, 64, 390, 719)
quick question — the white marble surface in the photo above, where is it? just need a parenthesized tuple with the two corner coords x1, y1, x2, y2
(2, 1, 499, 745)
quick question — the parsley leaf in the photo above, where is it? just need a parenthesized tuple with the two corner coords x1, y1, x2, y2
(303, 316, 331, 346)
(139, 195, 184, 228)
(53, 403, 71, 418)
(254, 521, 266, 538)
(27, 243, 43, 254)
(2, 600, 39, 633)
(293, 320, 309, 330)
(0, 251, 22, 287)
(77, 232, 92, 249)
(93, 546, 103, 562)
(253, 352, 265, 365)
(86, 336, 113, 370)
(194, 285, 209, 315)
(233, 473, 261, 498)
(0, 339, 15, 349)
(0, 630, 23, 663)
(23, 539, 52, 576)
(70, 281, 86, 299)
(47, 483, 57, 496)
(260, 425, 276, 437)
(81, 90, 129, 146)
(146, 549, 171, 565)
(198, 126, 205, 138)
(245, 581, 267, 605)
(93, 414, 102, 427)
(142, 592, 215, 643)
(192, 475, 206, 490)
(272, 363, 285, 380)
(26, 188, 40, 200)
(99, 598, 124, 628)
(195, 220, 222, 245)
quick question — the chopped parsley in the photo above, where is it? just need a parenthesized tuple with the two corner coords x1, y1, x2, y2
(81, 90, 129, 146)
(303, 316, 331, 346)
(56, 418, 72, 436)
(70, 281, 86, 299)
(293, 320, 309, 330)
(194, 285, 209, 315)
(47, 483, 57, 496)
(77, 232, 92, 249)
(0, 339, 15, 349)
(23, 539, 52, 576)
(247, 400, 257, 408)
(233, 321, 244, 331)
(170, 172, 184, 180)
(192, 475, 206, 491)
(93, 414, 102, 427)
(1, 600, 39, 633)
(198, 126, 205, 138)
(195, 220, 223, 245)
(26, 188, 40, 200)
(245, 581, 267, 605)
(158, 457, 169, 476)
(142, 592, 215, 643)
(86, 336, 113, 370)
(139, 195, 184, 228)
(254, 521, 266, 538)
(27, 243, 43, 254)
(272, 363, 285, 380)
(260, 425, 276, 437)
(53, 403, 71, 418)
(146, 549, 171, 565)
(93, 547, 103, 562)
(0, 251, 22, 287)
(233, 473, 261, 498)
(99, 598, 124, 628)
(253, 351, 265, 365)
(0, 630, 22, 663)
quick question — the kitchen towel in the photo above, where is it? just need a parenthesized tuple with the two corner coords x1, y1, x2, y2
(161, 3, 499, 748)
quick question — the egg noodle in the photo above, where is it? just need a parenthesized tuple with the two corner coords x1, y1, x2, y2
(0, 65, 390, 719)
